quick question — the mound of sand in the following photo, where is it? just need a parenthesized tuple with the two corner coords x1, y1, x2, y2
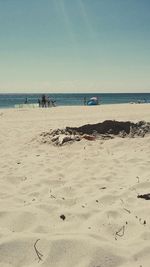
(40, 120, 150, 145)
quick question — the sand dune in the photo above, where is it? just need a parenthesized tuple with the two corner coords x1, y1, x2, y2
(0, 104, 150, 267)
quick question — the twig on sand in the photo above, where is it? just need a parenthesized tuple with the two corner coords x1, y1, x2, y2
(136, 176, 140, 183)
(123, 208, 131, 214)
(120, 199, 124, 204)
(34, 239, 43, 262)
(50, 194, 56, 199)
(115, 225, 125, 240)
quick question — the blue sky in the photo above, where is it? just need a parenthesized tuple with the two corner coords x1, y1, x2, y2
(0, 0, 150, 93)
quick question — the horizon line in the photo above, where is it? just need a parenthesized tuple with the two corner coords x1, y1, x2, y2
(0, 92, 150, 94)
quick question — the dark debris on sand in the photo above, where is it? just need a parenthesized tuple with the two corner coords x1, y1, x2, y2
(137, 194, 150, 200)
(40, 120, 150, 146)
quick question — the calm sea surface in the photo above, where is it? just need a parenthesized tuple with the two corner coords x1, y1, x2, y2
(0, 93, 150, 108)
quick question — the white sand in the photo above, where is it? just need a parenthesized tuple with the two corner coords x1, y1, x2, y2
(0, 103, 150, 267)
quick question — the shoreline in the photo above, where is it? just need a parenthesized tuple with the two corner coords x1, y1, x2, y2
(0, 101, 150, 108)
(0, 102, 132, 110)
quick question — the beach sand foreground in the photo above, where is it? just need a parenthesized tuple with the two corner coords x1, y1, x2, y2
(0, 104, 150, 267)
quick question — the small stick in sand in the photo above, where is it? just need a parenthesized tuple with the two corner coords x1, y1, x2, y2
(136, 176, 140, 183)
(123, 208, 131, 214)
(115, 225, 125, 240)
(50, 194, 56, 199)
(120, 199, 124, 204)
(34, 239, 43, 262)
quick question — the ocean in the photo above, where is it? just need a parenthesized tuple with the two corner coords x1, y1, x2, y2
(0, 93, 150, 108)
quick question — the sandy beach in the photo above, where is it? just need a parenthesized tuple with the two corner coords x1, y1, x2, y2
(0, 103, 150, 267)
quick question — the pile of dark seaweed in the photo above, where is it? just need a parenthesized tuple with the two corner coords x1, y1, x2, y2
(40, 120, 150, 145)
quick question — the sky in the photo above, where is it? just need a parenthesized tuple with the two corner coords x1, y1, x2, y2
(0, 0, 150, 93)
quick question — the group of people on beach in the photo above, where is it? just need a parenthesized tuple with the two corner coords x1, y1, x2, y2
(24, 94, 56, 108)
(38, 95, 56, 108)
(24, 95, 100, 107)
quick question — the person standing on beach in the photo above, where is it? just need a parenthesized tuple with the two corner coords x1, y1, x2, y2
(38, 98, 41, 107)
(41, 94, 46, 107)
(47, 96, 51, 107)
(84, 97, 86, 105)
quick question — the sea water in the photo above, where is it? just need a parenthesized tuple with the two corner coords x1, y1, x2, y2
(0, 93, 150, 108)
